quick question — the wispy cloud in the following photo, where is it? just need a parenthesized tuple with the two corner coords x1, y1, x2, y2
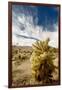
(12, 4, 59, 48)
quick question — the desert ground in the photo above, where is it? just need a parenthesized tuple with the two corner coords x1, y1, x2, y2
(12, 46, 59, 87)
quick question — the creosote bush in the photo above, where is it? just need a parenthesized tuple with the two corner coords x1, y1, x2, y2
(30, 38, 58, 84)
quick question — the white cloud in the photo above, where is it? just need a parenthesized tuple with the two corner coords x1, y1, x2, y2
(12, 13, 58, 48)
(18, 15, 26, 24)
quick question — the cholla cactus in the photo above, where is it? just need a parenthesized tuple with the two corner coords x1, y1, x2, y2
(30, 38, 57, 84)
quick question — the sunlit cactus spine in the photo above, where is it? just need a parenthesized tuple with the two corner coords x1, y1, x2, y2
(30, 38, 57, 84)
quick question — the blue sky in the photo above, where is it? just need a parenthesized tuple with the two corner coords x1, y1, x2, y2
(12, 4, 59, 47)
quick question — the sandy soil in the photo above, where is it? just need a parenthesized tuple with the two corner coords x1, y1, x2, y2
(17, 59, 31, 78)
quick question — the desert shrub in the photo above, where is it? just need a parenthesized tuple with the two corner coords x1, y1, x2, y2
(21, 54, 28, 60)
(18, 54, 21, 59)
(30, 38, 57, 84)
(15, 50, 18, 54)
